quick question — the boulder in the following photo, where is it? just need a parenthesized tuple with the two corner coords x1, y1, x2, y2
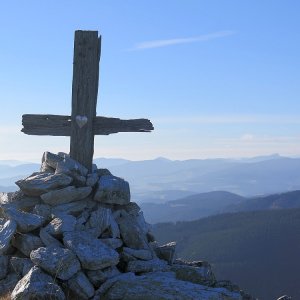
(30, 246, 81, 280)
(171, 263, 215, 285)
(86, 173, 99, 187)
(16, 172, 73, 196)
(11, 266, 65, 300)
(86, 266, 120, 288)
(0, 219, 17, 254)
(155, 242, 176, 264)
(4, 207, 45, 233)
(40, 186, 92, 206)
(63, 231, 119, 270)
(51, 199, 92, 217)
(100, 238, 123, 249)
(0, 255, 9, 280)
(10, 257, 33, 277)
(126, 258, 169, 273)
(32, 204, 51, 220)
(45, 215, 77, 236)
(85, 207, 119, 238)
(0, 191, 40, 212)
(43, 151, 88, 177)
(39, 227, 63, 247)
(118, 214, 149, 250)
(68, 271, 95, 299)
(0, 273, 19, 297)
(12, 233, 44, 257)
(123, 247, 153, 261)
(101, 271, 243, 300)
(93, 272, 135, 300)
(94, 175, 130, 205)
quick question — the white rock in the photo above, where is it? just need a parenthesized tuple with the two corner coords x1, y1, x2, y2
(0, 219, 17, 254)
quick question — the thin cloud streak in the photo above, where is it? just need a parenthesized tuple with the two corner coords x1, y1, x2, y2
(130, 30, 236, 50)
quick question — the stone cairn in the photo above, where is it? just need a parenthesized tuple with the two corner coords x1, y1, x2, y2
(0, 152, 254, 300)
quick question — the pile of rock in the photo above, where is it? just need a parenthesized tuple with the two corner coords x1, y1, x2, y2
(0, 151, 254, 299)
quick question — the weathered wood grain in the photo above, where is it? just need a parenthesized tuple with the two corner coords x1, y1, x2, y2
(70, 30, 100, 171)
(21, 30, 154, 172)
(22, 114, 154, 136)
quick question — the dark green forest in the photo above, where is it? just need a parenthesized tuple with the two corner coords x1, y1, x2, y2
(153, 208, 300, 300)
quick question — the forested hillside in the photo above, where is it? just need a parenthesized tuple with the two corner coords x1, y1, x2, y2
(153, 209, 300, 300)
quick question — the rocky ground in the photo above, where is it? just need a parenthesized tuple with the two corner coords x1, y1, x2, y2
(0, 151, 255, 299)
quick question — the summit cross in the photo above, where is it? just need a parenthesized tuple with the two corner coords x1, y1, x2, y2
(21, 30, 154, 171)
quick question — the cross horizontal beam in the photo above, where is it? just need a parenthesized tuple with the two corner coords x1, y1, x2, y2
(21, 114, 154, 136)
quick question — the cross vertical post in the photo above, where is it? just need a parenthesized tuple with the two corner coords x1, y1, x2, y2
(21, 30, 154, 173)
(70, 30, 101, 171)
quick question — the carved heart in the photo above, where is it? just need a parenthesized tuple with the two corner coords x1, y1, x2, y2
(75, 115, 88, 128)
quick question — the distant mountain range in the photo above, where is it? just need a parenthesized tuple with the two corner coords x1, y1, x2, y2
(153, 208, 300, 300)
(141, 190, 300, 223)
(1, 154, 300, 203)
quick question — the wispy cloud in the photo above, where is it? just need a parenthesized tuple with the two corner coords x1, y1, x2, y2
(129, 30, 236, 51)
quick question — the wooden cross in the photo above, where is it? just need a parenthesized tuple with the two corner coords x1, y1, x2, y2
(21, 30, 153, 171)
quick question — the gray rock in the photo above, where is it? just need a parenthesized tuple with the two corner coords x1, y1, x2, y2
(86, 266, 120, 288)
(94, 175, 130, 205)
(75, 210, 91, 231)
(16, 172, 73, 196)
(171, 263, 215, 285)
(0, 273, 19, 297)
(101, 271, 243, 300)
(11, 266, 65, 300)
(33, 204, 51, 220)
(118, 214, 149, 250)
(63, 231, 119, 270)
(93, 272, 135, 300)
(123, 202, 141, 216)
(51, 199, 91, 216)
(12, 233, 44, 257)
(0, 219, 17, 254)
(68, 271, 95, 299)
(46, 215, 77, 236)
(100, 238, 123, 249)
(40, 161, 55, 173)
(95, 168, 112, 177)
(86, 173, 99, 187)
(0, 191, 41, 212)
(30, 246, 81, 280)
(41, 186, 92, 206)
(43, 151, 88, 176)
(86, 207, 120, 238)
(126, 258, 169, 273)
(155, 242, 176, 264)
(136, 211, 152, 235)
(0, 255, 8, 280)
(39, 227, 63, 247)
(10, 257, 33, 277)
(4, 207, 45, 233)
(277, 296, 292, 300)
(123, 247, 153, 261)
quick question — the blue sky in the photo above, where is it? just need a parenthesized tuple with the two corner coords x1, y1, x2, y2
(0, 1, 299, 161)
